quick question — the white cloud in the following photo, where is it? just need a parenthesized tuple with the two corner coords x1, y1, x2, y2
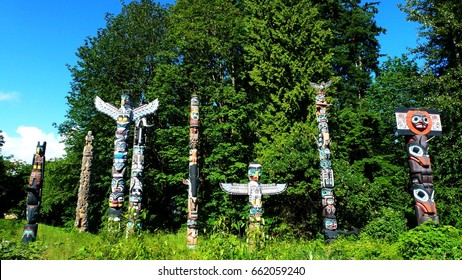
(0, 91, 20, 101)
(1, 126, 66, 162)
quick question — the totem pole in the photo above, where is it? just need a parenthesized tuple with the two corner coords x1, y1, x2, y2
(220, 162, 287, 237)
(182, 94, 200, 248)
(94, 92, 159, 225)
(126, 117, 153, 237)
(75, 131, 94, 232)
(310, 81, 340, 241)
(395, 108, 442, 225)
(0, 130, 5, 151)
(22, 141, 46, 243)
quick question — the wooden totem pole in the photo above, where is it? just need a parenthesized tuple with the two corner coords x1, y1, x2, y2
(395, 108, 442, 225)
(94, 92, 159, 226)
(310, 81, 340, 241)
(22, 141, 46, 243)
(126, 117, 152, 237)
(182, 94, 200, 248)
(0, 130, 4, 151)
(75, 131, 94, 232)
(220, 162, 287, 237)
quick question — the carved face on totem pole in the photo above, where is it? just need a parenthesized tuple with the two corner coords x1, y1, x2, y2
(395, 108, 442, 136)
(248, 162, 263, 211)
(248, 162, 262, 182)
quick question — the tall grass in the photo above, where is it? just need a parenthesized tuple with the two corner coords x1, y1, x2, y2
(1, 219, 460, 260)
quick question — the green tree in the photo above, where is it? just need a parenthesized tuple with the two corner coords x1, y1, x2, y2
(164, 0, 255, 232)
(400, 0, 462, 75)
(0, 156, 29, 216)
(315, 0, 385, 105)
(60, 0, 171, 232)
(243, 0, 333, 236)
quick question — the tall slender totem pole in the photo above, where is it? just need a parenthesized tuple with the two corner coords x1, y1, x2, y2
(75, 131, 94, 232)
(310, 81, 339, 241)
(0, 130, 5, 151)
(22, 141, 47, 243)
(220, 162, 287, 236)
(182, 94, 200, 248)
(395, 108, 442, 225)
(94, 92, 159, 225)
(126, 117, 152, 236)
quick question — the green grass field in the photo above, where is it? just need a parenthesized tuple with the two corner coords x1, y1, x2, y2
(1, 219, 460, 260)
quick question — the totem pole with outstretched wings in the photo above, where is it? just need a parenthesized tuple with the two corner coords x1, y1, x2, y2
(94, 92, 159, 226)
(220, 162, 287, 239)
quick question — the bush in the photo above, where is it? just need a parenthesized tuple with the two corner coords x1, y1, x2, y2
(398, 221, 462, 260)
(361, 207, 408, 243)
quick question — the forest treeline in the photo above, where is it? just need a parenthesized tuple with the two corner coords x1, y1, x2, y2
(1, 0, 461, 241)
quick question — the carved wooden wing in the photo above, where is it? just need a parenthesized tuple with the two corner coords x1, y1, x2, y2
(133, 99, 159, 120)
(94, 96, 119, 121)
(260, 183, 287, 195)
(219, 183, 249, 195)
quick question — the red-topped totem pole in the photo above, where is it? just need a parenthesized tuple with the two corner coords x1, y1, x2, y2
(395, 108, 442, 225)
(182, 94, 200, 248)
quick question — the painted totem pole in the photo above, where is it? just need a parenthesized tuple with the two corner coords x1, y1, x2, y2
(94, 92, 159, 225)
(395, 108, 442, 225)
(0, 130, 5, 151)
(126, 117, 152, 236)
(310, 81, 340, 241)
(220, 162, 287, 236)
(182, 94, 200, 248)
(22, 141, 46, 243)
(75, 131, 94, 232)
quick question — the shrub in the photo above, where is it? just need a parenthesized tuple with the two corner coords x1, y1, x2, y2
(361, 207, 408, 242)
(398, 221, 462, 260)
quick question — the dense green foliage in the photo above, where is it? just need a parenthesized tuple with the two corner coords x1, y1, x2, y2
(1, 0, 462, 260)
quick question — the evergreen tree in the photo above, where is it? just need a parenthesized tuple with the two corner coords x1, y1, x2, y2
(315, 0, 385, 105)
(60, 0, 170, 231)
(243, 0, 333, 235)
(164, 0, 255, 232)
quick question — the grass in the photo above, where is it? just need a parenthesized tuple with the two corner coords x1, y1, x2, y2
(1, 219, 460, 260)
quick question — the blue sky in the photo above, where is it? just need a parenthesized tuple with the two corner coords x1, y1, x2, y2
(0, 0, 421, 162)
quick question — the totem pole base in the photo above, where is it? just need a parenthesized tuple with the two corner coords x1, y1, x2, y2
(22, 224, 38, 244)
(415, 206, 439, 225)
(323, 228, 360, 243)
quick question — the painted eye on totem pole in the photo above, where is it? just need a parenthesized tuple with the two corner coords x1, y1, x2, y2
(408, 145, 424, 157)
(413, 189, 429, 203)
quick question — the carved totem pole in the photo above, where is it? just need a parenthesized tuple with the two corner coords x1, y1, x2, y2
(126, 117, 153, 236)
(94, 92, 159, 225)
(182, 94, 200, 248)
(395, 108, 442, 225)
(0, 130, 5, 151)
(75, 131, 94, 232)
(220, 162, 287, 237)
(22, 141, 46, 243)
(310, 81, 340, 241)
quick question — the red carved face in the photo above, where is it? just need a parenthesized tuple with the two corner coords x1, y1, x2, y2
(406, 110, 432, 135)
